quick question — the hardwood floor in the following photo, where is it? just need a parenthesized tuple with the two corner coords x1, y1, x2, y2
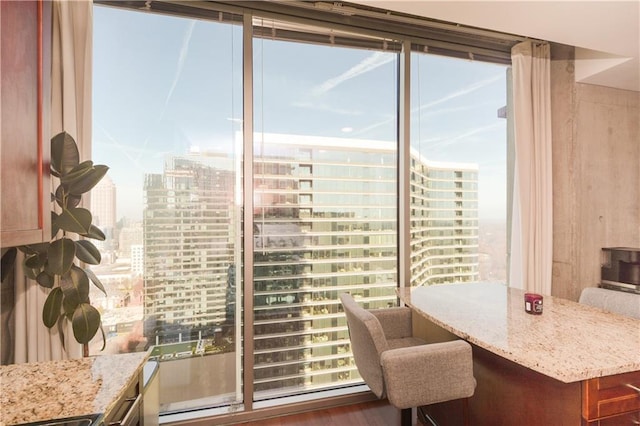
(244, 400, 415, 426)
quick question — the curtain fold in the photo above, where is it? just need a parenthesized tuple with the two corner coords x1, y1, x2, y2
(508, 40, 553, 295)
(10, 0, 93, 364)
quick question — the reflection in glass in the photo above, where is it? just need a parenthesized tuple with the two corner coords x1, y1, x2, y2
(252, 26, 399, 399)
(91, 5, 243, 413)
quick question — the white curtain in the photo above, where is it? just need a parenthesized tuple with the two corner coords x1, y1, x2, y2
(12, 0, 92, 363)
(508, 41, 553, 295)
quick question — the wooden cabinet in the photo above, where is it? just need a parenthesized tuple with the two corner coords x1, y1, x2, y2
(595, 411, 640, 426)
(0, 0, 51, 248)
(583, 371, 640, 425)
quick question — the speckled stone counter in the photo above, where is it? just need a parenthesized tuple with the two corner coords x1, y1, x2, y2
(399, 283, 640, 383)
(0, 351, 148, 425)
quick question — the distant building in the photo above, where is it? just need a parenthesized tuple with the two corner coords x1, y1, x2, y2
(143, 153, 236, 345)
(91, 174, 117, 256)
(118, 221, 143, 260)
(131, 244, 144, 276)
(409, 156, 479, 286)
(140, 133, 478, 396)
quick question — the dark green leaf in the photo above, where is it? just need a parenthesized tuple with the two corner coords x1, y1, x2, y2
(36, 271, 55, 288)
(23, 256, 43, 280)
(1, 248, 17, 282)
(60, 160, 93, 184)
(98, 323, 106, 351)
(51, 131, 79, 175)
(72, 303, 101, 344)
(24, 253, 46, 269)
(60, 266, 90, 312)
(81, 225, 106, 241)
(57, 316, 67, 350)
(55, 186, 81, 209)
(56, 208, 92, 234)
(43, 287, 63, 328)
(24, 268, 40, 280)
(51, 211, 61, 238)
(45, 238, 76, 275)
(67, 165, 109, 195)
(75, 240, 101, 265)
(19, 242, 49, 256)
(85, 267, 107, 295)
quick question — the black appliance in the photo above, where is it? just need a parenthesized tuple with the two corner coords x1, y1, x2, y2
(601, 247, 640, 294)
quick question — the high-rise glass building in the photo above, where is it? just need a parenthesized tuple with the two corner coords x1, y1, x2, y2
(143, 153, 237, 345)
(252, 133, 399, 396)
(141, 133, 478, 398)
(410, 156, 479, 287)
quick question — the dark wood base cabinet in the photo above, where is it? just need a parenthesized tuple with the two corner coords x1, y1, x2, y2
(414, 318, 640, 426)
(582, 371, 640, 425)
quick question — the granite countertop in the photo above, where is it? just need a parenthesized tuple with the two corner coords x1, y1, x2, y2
(399, 283, 640, 383)
(0, 351, 148, 426)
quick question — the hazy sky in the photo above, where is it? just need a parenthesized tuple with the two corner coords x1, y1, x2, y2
(93, 5, 507, 221)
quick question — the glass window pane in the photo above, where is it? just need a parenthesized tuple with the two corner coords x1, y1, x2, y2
(252, 18, 398, 400)
(91, 5, 243, 413)
(410, 53, 508, 287)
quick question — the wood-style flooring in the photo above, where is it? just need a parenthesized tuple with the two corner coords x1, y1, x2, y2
(245, 399, 415, 426)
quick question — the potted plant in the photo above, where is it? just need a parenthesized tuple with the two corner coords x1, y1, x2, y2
(1, 131, 108, 347)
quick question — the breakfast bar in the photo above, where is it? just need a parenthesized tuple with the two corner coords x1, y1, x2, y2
(398, 283, 640, 425)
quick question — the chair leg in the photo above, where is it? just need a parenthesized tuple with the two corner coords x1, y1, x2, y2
(400, 407, 413, 426)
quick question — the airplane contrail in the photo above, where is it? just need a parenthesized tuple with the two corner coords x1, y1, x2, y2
(136, 21, 196, 163)
(164, 20, 196, 110)
(416, 73, 503, 113)
(312, 51, 395, 95)
(354, 73, 503, 136)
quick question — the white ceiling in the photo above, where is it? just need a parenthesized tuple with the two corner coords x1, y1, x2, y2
(351, 1, 640, 92)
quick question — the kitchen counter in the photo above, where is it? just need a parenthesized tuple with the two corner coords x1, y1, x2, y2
(400, 283, 640, 425)
(0, 351, 148, 425)
(399, 282, 640, 383)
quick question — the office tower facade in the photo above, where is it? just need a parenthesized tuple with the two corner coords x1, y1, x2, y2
(410, 156, 480, 287)
(143, 153, 237, 344)
(118, 221, 143, 259)
(250, 133, 478, 397)
(140, 133, 478, 398)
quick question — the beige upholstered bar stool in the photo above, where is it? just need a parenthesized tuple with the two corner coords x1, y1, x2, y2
(578, 287, 640, 319)
(340, 293, 476, 426)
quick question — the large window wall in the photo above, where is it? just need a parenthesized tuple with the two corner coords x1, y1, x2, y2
(251, 21, 398, 398)
(92, 1, 511, 421)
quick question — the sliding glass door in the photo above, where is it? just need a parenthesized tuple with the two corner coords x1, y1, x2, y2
(251, 17, 399, 401)
(92, 5, 243, 413)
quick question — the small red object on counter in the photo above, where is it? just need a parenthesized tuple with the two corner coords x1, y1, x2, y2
(524, 293, 543, 314)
